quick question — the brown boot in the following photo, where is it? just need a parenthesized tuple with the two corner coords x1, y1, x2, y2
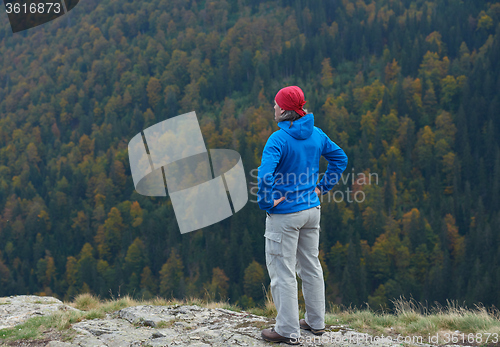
(299, 319, 325, 335)
(261, 327, 300, 345)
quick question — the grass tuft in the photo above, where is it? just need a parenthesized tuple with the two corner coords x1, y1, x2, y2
(321, 296, 500, 344)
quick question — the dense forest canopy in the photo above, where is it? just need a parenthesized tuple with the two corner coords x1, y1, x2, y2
(0, 0, 500, 310)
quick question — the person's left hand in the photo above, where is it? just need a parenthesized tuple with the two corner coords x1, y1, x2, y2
(273, 197, 286, 207)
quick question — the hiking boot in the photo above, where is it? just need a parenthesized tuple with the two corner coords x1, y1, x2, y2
(299, 319, 325, 335)
(261, 327, 300, 345)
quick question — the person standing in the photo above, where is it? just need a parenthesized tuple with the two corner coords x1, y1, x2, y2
(257, 86, 348, 344)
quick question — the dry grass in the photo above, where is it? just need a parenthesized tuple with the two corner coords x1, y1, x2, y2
(243, 284, 307, 321)
(2, 292, 500, 346)
(324, 296, 500, 344)
(243, 284, 277, 318)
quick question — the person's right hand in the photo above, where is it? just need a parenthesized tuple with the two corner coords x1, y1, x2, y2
(273, 196, 286, 207)
(315, 187, 321, 196)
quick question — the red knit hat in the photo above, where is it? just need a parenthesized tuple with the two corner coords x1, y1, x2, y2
(275, 86, 307, 117)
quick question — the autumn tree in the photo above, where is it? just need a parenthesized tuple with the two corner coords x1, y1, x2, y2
(159, 248, 185, 299)
(243, 260, 266, 302)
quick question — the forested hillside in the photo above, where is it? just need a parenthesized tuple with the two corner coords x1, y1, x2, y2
(0, 0, 499, 310)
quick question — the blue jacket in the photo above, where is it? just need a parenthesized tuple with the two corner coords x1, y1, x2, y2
(257, 113, 348, 213)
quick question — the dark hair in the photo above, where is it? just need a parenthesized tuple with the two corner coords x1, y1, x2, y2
(279, 108, 309, 128)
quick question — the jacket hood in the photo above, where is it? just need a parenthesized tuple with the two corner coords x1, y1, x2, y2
(278, 113, 314, 139)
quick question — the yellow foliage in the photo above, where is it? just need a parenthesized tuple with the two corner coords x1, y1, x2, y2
(360, 111, 376, 138)
(321, 58, 334, 89)
(444, 214, 464, 261)
(131, 201, 144, 227)
(419, 51, 449, 79)
(385, 59, 401, 85)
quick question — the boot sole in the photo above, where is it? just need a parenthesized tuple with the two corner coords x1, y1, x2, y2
(300, 323, 325, 336)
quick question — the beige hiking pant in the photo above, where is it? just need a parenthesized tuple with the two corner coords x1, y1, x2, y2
(264, 205, 325, 338)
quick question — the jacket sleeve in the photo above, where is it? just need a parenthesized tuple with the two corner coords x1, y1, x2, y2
(257, 134, 283, 211)
(316, 129, 348, 195)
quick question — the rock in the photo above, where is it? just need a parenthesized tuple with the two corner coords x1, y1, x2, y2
(0, 295, 81, 330)
(150, 331, 165, 339)
(46, 342, 78, 347)
(0, 295, 446, 346)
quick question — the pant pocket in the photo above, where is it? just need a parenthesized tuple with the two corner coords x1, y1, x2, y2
(264, 231, 282, 256)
